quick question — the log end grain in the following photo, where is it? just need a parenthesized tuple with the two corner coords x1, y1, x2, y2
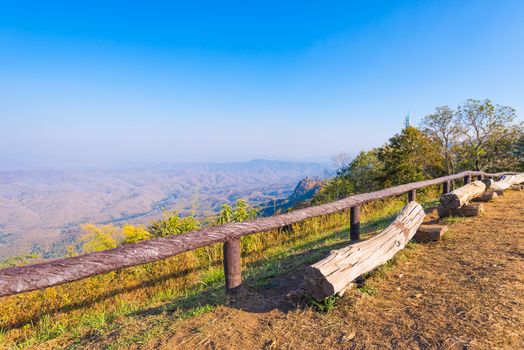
(437, 204, 484, 218)
(413, 224, 448, 242)
(301, 266, 336, 301)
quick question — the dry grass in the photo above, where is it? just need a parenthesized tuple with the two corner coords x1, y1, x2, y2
(141, 190, 524, 350)
(0, 191, 424, 349)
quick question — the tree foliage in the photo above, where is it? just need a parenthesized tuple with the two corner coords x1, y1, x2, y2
(455, 99, 521, 171)
(74, 200, 257, 254)
(345, 150, 384, 193)
(147, 210, 200, 238)
(311, 176, 354, 204)
(516, 133, 524, 171)
(121, 224, 152, 244)
(313, 150, 383, 204)
(313, 98, 520, 206)
(378, 126, 444, 186)
(421, 106, 460, 175)
(217, 199, 257, 224)
(79, 224, 119, 253)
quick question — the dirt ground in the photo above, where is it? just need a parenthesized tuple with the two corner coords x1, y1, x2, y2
(143, 190, 524, 350)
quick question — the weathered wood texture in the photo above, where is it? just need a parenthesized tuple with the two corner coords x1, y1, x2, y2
(413, 224, 448, 242)
(439, 181, 486, 209)
(490, 174, 524, 193)
(507, 173, 524, 184)
(301, 202, 425, 300)
(442, 181, 450, 195)
(350, 206, 361, 241)
(437, 204, 484, 218)
(0, 171, 514, 298)
(223, 239, 242, 292)
(471, 190, 498, 202)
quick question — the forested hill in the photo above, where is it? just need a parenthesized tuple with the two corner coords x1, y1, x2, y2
(260, 177, 324, 216)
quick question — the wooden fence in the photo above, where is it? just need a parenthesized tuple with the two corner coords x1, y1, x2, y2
(0, 171, 514, 298)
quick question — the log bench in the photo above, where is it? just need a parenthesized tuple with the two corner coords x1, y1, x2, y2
(301, 202, 424, 300)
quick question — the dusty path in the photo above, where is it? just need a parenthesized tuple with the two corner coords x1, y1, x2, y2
(143, 190, 524, 350)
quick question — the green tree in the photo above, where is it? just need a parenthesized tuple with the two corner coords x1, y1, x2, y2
(378, 126, 444, 186)
(516, 133, 524, 171)
(420, 106, 460, 175)
(311, 177, 353, 204)
(79, 224, 119, 253)
(344, 150, 384, 193)
(121, 224, 152, 244)
(147, 210, 200, 237)
(232, 199, 257, 222)
(217, 199, 257, 224)
(312, 150, 383, 204)
(456, 99, 521, 171)
(217, 204, 233, 224)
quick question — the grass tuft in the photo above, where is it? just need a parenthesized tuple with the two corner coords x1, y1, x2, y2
(309, 295, 340, 313)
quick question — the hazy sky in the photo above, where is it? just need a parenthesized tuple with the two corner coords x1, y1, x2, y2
(1, 1, 523, 169)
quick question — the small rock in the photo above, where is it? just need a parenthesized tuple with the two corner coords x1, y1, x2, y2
(396, 286, 401, 291)
(339, 331, 356, 343)
(263, 340, 276, 349)
(398, 274, 404, 278)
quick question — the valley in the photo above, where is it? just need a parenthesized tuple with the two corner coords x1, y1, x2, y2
(0, 160, 328, 260)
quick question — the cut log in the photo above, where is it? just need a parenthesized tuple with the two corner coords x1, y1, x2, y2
(300, 202, 424, 300)
(490, 173, 524, 193)
(471, 190, 498, 202)
(482, 179, 494, 189)
(439, 180, 486, 209)
(505, 173, 524, 185)
(437, 204, 484, 218)
(413, 224, 448, 242)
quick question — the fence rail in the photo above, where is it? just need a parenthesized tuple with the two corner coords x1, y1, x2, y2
(0, 170, 514, 298)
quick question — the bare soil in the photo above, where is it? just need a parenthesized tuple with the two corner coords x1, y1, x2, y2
(145, 190, 524, 350)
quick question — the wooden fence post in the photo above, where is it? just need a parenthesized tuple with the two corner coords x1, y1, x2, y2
(350, 206, 361, 241)
(223, 238, 242, 292)
(442, 181, 450, 195)
(408, 189, 416, 202)
(464, 175, 471, 185)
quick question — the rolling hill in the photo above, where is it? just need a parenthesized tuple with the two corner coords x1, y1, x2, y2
(0, 160, 328, 260)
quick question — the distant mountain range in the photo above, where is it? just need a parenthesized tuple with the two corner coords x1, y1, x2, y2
(0, 160, 329, 260)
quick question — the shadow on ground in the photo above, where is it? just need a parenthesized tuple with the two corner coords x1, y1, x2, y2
(126, 211, 402, 318)
(3, 209, 404, 333)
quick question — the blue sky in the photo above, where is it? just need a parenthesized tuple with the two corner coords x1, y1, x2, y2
(1, 1, 523, 168)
